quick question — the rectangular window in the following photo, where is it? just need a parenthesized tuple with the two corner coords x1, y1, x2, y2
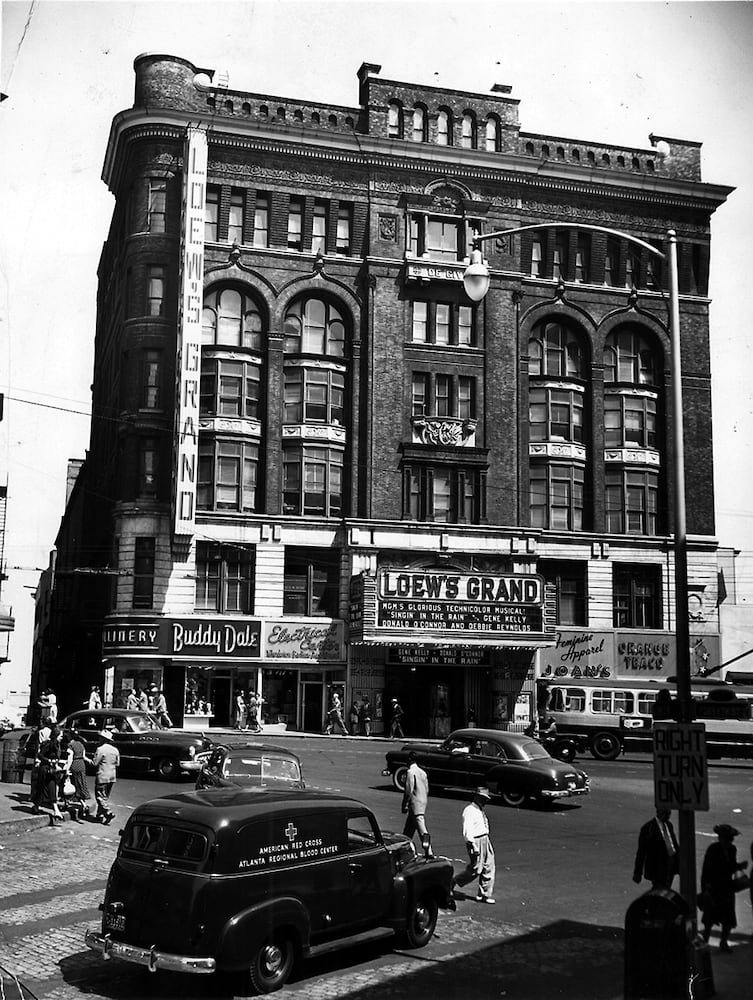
(553, 235, 567, 281)
(148, 179, 167, 234)
(336, 204, 352, 253)
(435, 304, 450, 345)
(228, 190, 244, 244)
(458, 306, 473, 346)
(133, 537, 155, 609)
(283, 547, 340, 616)
(605, 469, 659, 535)
(312, 201, 327, 254)
(435, 374, 451, 416)
(287, 198, 304, 250)
(529, 387, 584, 443)
(605, 238, 620, 286)
(411, 373, 429, 416)
(147, 265, 165, 316)
(284, 368, 344, 425)
(204, 186, 220, 242)
(253, 193, 269, 247)
(195, 542, 253, 613)
(412, 301, 428, 342)
(574, 235, 589, 283)
(425, 218, 459, 260)
(458, 377, 474, 420)
(142, 350, 162, 409)
(404, 465, 483, 524)
(613, 563, 662, 629)
(198, 439, 258, 512)
(539, 560, 587, 625)
(139, 439, 158, 496)
(283, 447, 343, 516)
(531, 237, 543, 278)
(200, 360, 261, 420)
(529, 463, 584, 530)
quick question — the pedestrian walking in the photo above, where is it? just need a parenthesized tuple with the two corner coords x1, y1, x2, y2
(324, 695, 349, 736)
(401, 751, 434, 858)
(453, 787, 496, 904)
(699, 823, 749, 951)
(349, 700, 360, 735)
(247, 691, 261, 733)
(632, 808, 679, 890)
(34, 726, 65, 826)
(154, 689, 172, 728)
(65, 729, 91, 822)
(234, 690, 247, 730)
(125, 688, 139, 711)
(87, 685, 102, 710)
(92, 731, 120, 825)
(389, 698, 405, 739)
(359, 696, 372, 737)
(136, 687, 150, 713)
(26, 723, 47, 807)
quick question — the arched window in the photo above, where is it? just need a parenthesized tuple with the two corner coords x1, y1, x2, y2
(437, 109, 452, 146)
(283, 297, 346, 357)
(528, 321, 585, 378)
(412, 105, 427, 142)
(461, 112, 476, 149)
(202, 287, 264, 349)
(603, 327, 657, 385)
(485, 116, 500, 152)
(388, 101, 403, 138)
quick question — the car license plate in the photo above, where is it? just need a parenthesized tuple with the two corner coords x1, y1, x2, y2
(105, 913, 125, 932)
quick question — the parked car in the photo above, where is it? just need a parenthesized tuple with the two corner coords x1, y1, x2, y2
(60, 709, 210, 780)
(383, 728, 591, 808)
(86, 788, 455, 993)
(195, 742, 305, 791)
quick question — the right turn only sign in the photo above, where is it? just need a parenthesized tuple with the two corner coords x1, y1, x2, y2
(653, 722, 709, 811)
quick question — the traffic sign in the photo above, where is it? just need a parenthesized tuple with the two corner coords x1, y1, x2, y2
(653, 722, 709, 811)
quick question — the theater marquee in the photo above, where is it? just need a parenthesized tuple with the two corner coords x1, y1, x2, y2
(350, 570, 555, 647)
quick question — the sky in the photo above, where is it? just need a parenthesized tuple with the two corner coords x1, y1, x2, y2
(0, 0, 752, 698)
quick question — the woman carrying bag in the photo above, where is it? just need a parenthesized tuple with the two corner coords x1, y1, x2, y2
(699, 823, 749, 951)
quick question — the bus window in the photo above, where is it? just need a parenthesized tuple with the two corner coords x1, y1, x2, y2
(564, 688, 585, 712)
(613, 691, 634, 714)
(637, 692, 657, 715)
(592, 691, 612, 714)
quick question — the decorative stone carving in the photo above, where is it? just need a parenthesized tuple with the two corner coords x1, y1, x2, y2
(379, 214, 397, 241)
(412, 417, 477, 447)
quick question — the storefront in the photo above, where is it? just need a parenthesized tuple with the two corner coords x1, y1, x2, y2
(348, 568, 555, 737)
(101, 616, 345, 731)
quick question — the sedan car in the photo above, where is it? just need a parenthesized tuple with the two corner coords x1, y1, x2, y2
(383, 728, 590, 808)
(60, 709, 210, 780)
(195, 741, 305, 790)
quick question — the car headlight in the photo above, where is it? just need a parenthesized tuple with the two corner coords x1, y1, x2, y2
(188, 746, 196, 759)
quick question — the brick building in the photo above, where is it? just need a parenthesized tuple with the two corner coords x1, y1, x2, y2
(32, 54, 732, 735)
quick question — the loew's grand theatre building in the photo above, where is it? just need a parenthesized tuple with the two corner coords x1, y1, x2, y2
(34, 54, 732, 734)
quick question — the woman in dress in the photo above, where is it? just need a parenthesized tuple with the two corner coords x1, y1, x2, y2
(36, 726, 65, 825)
(699, 823, 749, 951)
(65, 729, 91, 821)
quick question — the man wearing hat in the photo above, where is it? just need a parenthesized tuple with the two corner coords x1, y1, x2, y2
(92, 730, 120, 825)
(389, 698, 405, 739)
(632, 808, 679, 890)
(699, 822, 749, 951)
(453, 787, 496, 904)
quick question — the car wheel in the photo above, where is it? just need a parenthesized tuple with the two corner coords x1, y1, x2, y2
(248, 932, 295, 994)
(590, 732, 621, 761)
(155, 757, 180, 781)
(552, 740, 576, 764)
(392, 765, 409, 792)
(397, 894, 438, 949)
(500, 789, 527, 808)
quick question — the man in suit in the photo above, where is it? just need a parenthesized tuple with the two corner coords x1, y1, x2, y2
(633, 808, 679, 889)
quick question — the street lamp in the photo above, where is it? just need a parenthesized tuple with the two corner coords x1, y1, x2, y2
(463, 223, 695, 907)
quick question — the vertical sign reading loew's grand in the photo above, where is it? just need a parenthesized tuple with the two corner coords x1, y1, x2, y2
(173, 125, 207, 538)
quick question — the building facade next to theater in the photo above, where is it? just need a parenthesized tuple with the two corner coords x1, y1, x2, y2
(30, 54, 732, 734)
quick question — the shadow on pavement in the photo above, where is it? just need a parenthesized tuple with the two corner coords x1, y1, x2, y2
(58, 920, 623, 1000)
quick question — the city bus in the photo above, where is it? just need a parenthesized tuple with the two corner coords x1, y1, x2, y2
(539, 677, 753, 761)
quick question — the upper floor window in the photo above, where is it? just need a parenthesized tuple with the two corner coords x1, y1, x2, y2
(139, 438, 159, 497)
(539, 560, 587, 625)
(603, 328, 658, 385)
(529, 463, 584, 531)
(195, 542, 253, 614)
(148, 179, 167, 234)
(133, 537, 156, 609)
(228, 190, 244, 244)
(529, 386, 584, 443)
(141, 349, 162, 410)
(202, 287, 264, 350)
(412, 373, 476, 420)
(461, 112, 476, 149)
(409, 213, 477, 262)
(411, 301, 476, 346)
(605, 468, 658, 535)
(531, 237, 544, 278)
(198, 438, 258, 513)
(605, 237, 620, 286)
(283, 547, 340, 616)
(388, 101, 403, 138)
(336, 205, 352, 254)
(284, 367, 345, 425)
(284, 298, 346, 357)
(437, 109, 452, 146)
(604, 394, 657, 449)
(574, 235, 590, 283)
(312, 201, 328, 254)
(613, 563, 662, 628)
(412, 105, 427, 142)
(552, 233, 568, 281)
(204, 185, 220, 242)
(485, 116, 500, 152)
(528, 321, 585, 378)
(200, 358, 262, 420)
(288, 197, 304, 250)
(283, 446, 343, 517)
(253, 194, 269, 247)
(405, 464, 484, 524)
(147, 266, 165, 317)
(625, 246, 640, 288)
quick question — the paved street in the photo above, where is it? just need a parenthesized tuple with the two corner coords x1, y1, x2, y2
(1, 736, 751, 999)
